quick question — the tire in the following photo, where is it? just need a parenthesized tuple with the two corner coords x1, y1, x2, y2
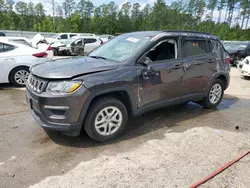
(84, 97, 128, 142)
(53, 48, 58, 56)
(201, 79, 224, 109)
(9, 66, 29, 87)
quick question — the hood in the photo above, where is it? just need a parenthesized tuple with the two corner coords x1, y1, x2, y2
(30, 56, 119, 79)
(51, 42, 66, 48)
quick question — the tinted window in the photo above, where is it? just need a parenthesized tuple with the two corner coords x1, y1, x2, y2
(70, 34, 77, 38)
(182, 39, 208, 57)
(60, 34, 68, 39)
(0, 43, 15, 53)
(84, 38, 97, 44)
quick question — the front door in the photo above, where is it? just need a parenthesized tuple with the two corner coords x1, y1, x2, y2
(137, 38, 185, 108)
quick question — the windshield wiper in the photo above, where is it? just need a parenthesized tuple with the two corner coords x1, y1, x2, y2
(89, 55, 107, 60)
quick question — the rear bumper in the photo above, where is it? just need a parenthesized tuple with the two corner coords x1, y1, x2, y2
(26, 85, 91, 135)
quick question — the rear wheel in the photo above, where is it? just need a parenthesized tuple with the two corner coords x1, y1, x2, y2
(84, 97, 128, 142)
(201, 79, 224, 109)
(9, 67, 29, 87)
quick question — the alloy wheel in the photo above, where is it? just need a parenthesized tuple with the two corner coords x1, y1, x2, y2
(14, 70, 29, 85)
(94, 106, 122, 136)
(209, 83, 222, 104)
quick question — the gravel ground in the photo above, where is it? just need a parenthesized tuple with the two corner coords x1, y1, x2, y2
(1, 68, 250, 188)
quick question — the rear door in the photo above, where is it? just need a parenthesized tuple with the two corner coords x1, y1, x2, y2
(181, 37, 217, 97)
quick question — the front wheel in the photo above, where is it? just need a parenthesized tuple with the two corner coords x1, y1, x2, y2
(201, 79, 224, 109)
(84, 97, 128, 142)
(9, 67, 29, 87)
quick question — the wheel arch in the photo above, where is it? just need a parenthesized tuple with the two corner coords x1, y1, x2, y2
(8, 65, 30, 83)
(209, 73, 229, 91)
(79, 87, 137, 127)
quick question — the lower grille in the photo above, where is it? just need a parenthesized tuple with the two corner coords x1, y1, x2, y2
(27, 74, 46, 94)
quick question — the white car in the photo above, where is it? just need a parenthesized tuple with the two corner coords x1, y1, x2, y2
(69, 36, 103, 55)
(52, 36, 103, 56)
(0, 39, 50, 87)
(2, 34, 53, 59)
(46, 33, 96, 44)
(238, 56, 250, 78)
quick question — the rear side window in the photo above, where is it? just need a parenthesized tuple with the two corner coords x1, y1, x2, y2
(209, 40, 226, 60)
(84, 38, 97, 44)
(182, 39, 208, 57)
(11, 39, 30, 46)
(0, 43, 15, 53)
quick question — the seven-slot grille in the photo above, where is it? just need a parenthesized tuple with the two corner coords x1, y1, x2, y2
(27, 74, 46, 94)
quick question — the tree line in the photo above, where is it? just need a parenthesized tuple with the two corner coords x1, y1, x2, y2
(1, 0, 250, 40)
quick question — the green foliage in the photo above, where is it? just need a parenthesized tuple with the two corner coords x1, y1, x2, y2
(1, 0, 250, 40)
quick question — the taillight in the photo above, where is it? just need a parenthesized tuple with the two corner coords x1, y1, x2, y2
(225, 57, 230, 64)
(47, 45, 52, 50)
(32, 52, 47, 58)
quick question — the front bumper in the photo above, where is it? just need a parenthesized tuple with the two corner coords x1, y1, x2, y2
(26, 85, 91, 135)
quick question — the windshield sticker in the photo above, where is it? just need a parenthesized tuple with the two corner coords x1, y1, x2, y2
(126, 37, 140, 43)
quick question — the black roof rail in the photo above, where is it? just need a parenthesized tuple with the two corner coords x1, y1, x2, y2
(163, 30, 211, 35)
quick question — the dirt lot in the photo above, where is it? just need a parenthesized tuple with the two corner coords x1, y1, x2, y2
(0, 68, 250, 188)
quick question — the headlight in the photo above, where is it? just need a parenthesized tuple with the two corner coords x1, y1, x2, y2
(46, 80, 82, 94)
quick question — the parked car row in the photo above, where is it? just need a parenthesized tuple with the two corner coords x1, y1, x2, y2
(223, 41, 250, 66)
(51, 36, 104, 56)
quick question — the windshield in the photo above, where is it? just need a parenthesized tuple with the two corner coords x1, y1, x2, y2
(52, 34, 60, 39)
(89, 34, 152, 62)
(225, 42, 248, 51)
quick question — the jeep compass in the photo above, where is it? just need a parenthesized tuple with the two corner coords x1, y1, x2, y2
(26, 30, 230, 142)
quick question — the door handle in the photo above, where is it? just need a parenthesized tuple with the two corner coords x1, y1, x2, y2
(195, 62, 202, 65)
(172, 64, 183, 69)
(208, 59, 215, 63)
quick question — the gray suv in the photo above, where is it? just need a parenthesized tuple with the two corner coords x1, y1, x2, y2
(26, 30, 230, 142)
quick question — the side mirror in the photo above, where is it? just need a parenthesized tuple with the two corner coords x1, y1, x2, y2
(140, 54, 152, 67)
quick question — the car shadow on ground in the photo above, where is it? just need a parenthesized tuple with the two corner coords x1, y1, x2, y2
(47, 94, 240, 148)
(0, 83, 25, 90)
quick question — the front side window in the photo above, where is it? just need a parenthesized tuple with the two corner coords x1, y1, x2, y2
(146, 39, 177, 62)
(89, 35, 152, 62)
(182, 39, 208, 57)
(0, 43, 15, 53)
(60, 34, 68, 39)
